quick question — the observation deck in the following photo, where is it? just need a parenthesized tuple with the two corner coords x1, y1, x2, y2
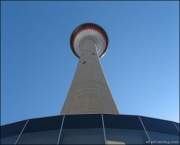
(70, 23, 108, 58)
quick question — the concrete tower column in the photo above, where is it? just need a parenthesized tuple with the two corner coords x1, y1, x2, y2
(60, 23, 119, 115)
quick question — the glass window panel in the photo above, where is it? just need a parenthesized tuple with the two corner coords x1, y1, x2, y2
(140, 116, 179, 135)
(17, 115, 63, 144)
(105, 128, 150, 144)
(173, 122, 179, 130)
(59, 128, 104, 144)
(103, 114, 144, 130)
(1, 120, 27, 144)
(62, 114, 103, 129)
(147, 131, 179, 145)
(22, 116, 63, 132)
(17, 130, 60, 144)
(59, 114, 104, 144)
(1, 135, 19, 144)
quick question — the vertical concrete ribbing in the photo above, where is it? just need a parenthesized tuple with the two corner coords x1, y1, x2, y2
(60, 39, 119, 114)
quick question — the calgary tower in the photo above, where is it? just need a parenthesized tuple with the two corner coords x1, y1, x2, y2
(1, 23, 178, 145)
(60, 23, 119, 115)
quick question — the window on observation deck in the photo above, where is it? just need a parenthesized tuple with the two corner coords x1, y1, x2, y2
(59, 114, 105, 144)
(173, 122, 179, 130)
(140, 116, 179, 144)
(103, 114, 150, 145)
(16, 116, 63, 144)
(1, 120, 27, 144)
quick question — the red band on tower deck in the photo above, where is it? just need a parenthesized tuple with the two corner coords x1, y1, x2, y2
(70, 23, 108, 58)
(72, 26, 107, 45)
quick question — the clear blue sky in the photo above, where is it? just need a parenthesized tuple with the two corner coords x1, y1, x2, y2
(1, 1, 179, 125)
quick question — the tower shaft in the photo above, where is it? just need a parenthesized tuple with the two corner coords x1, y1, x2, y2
(61, 39, 119, 114)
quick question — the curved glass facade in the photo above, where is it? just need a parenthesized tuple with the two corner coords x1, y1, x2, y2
(1, 114, 179, 144)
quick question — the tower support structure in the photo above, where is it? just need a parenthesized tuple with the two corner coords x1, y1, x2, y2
(60, 23, 119, 115)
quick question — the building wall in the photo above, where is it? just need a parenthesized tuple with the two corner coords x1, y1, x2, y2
(1, 114, 179, 144)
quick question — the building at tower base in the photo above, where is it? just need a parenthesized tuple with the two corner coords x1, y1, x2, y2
(1, 114, 179, 144)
